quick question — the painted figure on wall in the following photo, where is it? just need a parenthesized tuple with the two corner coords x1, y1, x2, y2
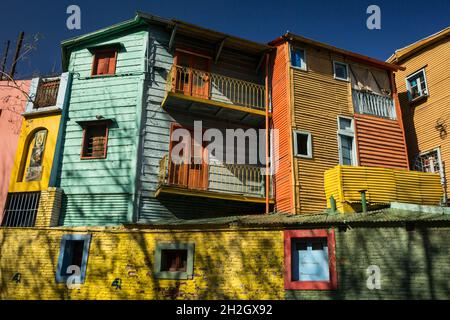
(25, 129, 47, 181)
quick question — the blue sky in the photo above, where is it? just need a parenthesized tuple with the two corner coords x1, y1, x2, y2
(1, 0, 449, 79)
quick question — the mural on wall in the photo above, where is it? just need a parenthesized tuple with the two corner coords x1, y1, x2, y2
(25, 129, 47, 181)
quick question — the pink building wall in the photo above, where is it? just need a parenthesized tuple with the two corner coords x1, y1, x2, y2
(0, 80, 30, 218)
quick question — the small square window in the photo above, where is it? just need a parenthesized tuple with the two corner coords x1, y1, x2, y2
(293, 130, 312, 158)
(333, 61, 349, 81)
(406, 68, 428, 101)
(56, 234, 91, 283)
(154, 243, 195, 280)
(92, 49, 117, 76)
(81, 122, 109, 159)
(284, 230, 337, 290)
(338, 117, 352, 131)
(291, 47, 307, 70)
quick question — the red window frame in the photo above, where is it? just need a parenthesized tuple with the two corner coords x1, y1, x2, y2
(91, 48, 118, 76)
(284, 229, 337, 290)
(80, 121, 109, 160)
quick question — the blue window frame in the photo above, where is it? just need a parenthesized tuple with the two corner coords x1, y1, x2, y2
(291, 238, 330, 282)
(291, 47, 306, 70)
(55, 234, 91, 283)
(333, 61, 349, 81)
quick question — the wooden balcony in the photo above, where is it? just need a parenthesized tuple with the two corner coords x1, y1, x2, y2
(324, 165, 443, 213)
(162, 65, 269, 126)
(156, 154, 273, 204)
(352, 89, 396, 120)
(34, 78, 60, 108)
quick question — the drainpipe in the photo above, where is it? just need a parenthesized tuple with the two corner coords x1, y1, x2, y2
(265, 52, 270, 215)
(359, 189, 367, 213)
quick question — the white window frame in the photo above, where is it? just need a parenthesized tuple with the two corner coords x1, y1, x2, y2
(418, 147, 443, 175)
(333, 61, 349, 82)
(293, 130, 312, 158)
(337, 116, 357, 166)
(290, 45, 307, 71)
(405, 68, 429, 102)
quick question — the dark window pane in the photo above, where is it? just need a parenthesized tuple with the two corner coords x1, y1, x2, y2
(82, 124, 107, 158)
(296, 133, 309, 156)
(61, 240, 85, 276)
(334, 63, 348, 79)
(161, 249, 188, 272)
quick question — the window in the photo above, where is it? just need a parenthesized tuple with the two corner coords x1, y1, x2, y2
(1, 192, 40, 227)
(154, 243, 195, 279)
(81, 122, 109, 159)
(414, 148, 443, 174)
(91, 48, 117, 76)
(290, 47, 307, 70)
(56, 234, 91, 283)
(293, 131, 312, 158)
(284, 229, 337, 290)
(406, 68, 428, 101)
(337, 116, 356, 166)
(333, 61, 349, 81)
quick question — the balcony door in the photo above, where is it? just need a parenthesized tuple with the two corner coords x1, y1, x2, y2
(168, 124, 209, 190)
(174, 50, 211, 100)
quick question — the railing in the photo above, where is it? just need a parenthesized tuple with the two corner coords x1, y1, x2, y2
(352, 89, 396, 120)
(158, 154, 267, 198)
(34, 78, 60, 108)
(1, 192, 40, 227)
(324, 165, 443, 213)
(166, 65, 266, 111)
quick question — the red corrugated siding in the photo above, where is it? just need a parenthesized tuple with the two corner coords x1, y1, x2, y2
(355, 114, 409, 169)
(271, 43, 295, 213)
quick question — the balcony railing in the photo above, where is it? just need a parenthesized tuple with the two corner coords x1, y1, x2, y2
(158, 154, 268, 198)
(352, 89, 396, 120)
(324, 165, 443, 213)
(166, 65, 266, 111)
(34, 78, 60, 108)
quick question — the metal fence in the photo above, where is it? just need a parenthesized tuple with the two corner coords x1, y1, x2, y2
(352, 89, 396, 120)
(158, 154, 267, 198)
(1, 192, 40, 227)
(166, 65, 266, 111)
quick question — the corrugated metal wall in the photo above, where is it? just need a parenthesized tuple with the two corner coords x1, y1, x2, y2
(354, 113, 409, 169)
(138, 26, 268, 222)
(270, 43, 295, 214)
(395, 37, 450, 197)
(291, 45, 353, 214)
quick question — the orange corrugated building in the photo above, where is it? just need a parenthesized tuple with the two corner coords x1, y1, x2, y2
(270, 33, 410, 214)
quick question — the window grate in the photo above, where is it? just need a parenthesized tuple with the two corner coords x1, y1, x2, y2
(34, 79, 60, 108)
(1, 192, 40, 227)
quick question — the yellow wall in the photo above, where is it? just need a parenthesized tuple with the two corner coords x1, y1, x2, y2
(0, 227, 284, 300)
(8, 113, 61, 192)
(324, 165, 443, 213)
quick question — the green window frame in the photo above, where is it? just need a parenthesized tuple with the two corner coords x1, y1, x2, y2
(154, 242, 195, 280)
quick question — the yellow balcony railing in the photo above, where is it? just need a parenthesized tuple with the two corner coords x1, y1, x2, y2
(324, 165, 443, 213)
(158, 154, 269, 199)
(166, 65, 266, 111)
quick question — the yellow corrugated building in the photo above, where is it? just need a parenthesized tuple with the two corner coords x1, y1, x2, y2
(388, 27, 450, 203)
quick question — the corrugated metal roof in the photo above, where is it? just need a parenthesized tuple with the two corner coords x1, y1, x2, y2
(128, 207, 450, 229)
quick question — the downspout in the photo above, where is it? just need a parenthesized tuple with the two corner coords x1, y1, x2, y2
(265, 52, 270, 215)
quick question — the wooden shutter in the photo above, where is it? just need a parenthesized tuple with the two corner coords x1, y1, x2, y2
(92, 49, 117, 76)
(82, 123, 108, 159)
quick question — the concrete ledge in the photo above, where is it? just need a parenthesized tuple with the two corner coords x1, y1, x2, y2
(390, 202, 450, 214)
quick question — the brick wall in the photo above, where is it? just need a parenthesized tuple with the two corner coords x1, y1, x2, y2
(35, 188, 63, 227)
(0, 226, 285, 300)
(1, 225, 450, 300)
